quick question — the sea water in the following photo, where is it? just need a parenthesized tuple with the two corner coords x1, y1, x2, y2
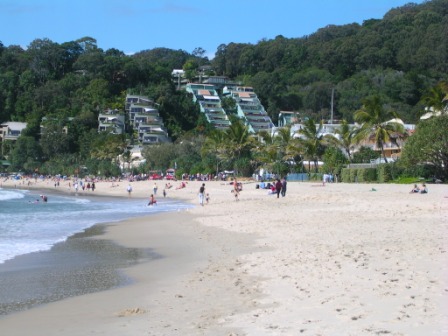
(0, 188, 192, 264)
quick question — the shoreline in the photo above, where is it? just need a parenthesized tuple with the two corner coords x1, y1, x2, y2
(0, 223, 158, 316)
(0, 179, 447, 334)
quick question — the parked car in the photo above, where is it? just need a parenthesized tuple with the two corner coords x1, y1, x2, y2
(148, 171, 163, 180)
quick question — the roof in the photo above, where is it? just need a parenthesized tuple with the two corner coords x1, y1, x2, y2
(203, 95, 220, 100)
(238, 92, 252, 98)
(0, 121, 27, 130)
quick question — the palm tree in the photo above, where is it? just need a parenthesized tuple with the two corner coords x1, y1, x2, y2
(254, 130, 280, 174)
(202, 129, 226, 175)
(121, 149, 137, 172)
(420, 81, 448, 118)
(325, 120, 358, 162)
(224, 120, 255, 174)
(297, 118, 327, 172)
(354, 96, 405, 163)
(275, 126, 303, 173)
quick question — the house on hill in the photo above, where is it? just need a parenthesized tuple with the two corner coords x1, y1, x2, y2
(223, 85, 274, 133)
(125, 94, 170, 144)
(0, 122, 27, 142)
(185, 83, 231, 130)
(98, 109, 125, 134)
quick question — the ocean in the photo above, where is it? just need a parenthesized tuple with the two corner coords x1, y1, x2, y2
(0, 187, 192, 265)
(0, 187, 194, 315)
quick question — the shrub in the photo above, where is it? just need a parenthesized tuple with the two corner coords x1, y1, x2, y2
(349, 168, 358, 182)
(357, 168, 377, 182)
(377, 164, 392, 183)
(341, 168, 351, 182)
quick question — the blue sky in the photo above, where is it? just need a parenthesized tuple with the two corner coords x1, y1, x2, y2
(1, 0, 424, 58)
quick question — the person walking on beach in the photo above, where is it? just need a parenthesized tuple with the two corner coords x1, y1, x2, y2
(233, 178, 240, 201)
(127, 184, 132, 197)
(199, 183, 205, 206)
(275, 179, 282, 198)
(153, 182, 158, 195)
(281, 177, 287, 197)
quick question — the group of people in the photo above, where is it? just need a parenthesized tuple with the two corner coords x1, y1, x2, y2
(198, 183, 210, 206)
(410, 183, 428, 194)
(274, 178, 287, 198)
(70, 181, 95, 192)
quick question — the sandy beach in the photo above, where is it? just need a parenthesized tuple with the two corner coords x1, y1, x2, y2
(0, 177, 447, 335)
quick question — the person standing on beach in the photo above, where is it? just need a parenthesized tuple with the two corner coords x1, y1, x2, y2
(281, 177, 287, 197)
(233, 178, 240, 201)
(275, 179, 282, 198)
(127, 184, 132, 197)
(199, 183, 205, 206)
(153, 182, 158, 195)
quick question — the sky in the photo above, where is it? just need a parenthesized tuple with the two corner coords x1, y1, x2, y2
(1, 0, 425, 59)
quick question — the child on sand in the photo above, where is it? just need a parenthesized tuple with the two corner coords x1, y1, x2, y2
(420, 184, 428, 194)
(409, 184, 420, 193)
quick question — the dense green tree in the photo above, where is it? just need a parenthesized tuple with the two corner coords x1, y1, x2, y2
(400, 115, 448, 180)
(27, 38, 65, 83)
(9, 136, 42, 172)
(182, 59, 199, 83)
(89, 133, 126, 161)
(174, 135, 204, 175)
(352, 146, 380, 163)
(40, 124, 71, 160)
(141, 142, 177, 171)
(322, 147, 348, 176)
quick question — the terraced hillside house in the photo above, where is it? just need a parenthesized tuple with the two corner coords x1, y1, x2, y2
(125, 94, 170, 145)
(98, 109, 125, 134)
(185, 83, 231, 131)
(222, 85, 274, 133)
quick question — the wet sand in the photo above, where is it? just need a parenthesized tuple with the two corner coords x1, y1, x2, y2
(0, 224, 158, 315)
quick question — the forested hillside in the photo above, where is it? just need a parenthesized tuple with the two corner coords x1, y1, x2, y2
(212, 0, 448, 123)
(1, 0, 447, 132)
(0, 0, 447, 178)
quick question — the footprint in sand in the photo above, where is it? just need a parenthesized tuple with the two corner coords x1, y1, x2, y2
(117, 307, 146, 317)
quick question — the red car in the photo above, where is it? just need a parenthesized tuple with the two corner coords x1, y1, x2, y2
(148, 172, 163, 180)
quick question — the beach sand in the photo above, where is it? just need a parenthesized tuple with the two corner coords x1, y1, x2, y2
(0, 178, 447, 335)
